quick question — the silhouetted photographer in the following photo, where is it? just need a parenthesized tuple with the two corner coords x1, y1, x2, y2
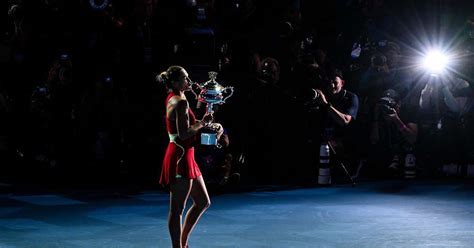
(305, 69, 359, 184)
(370, 89, 418, 177)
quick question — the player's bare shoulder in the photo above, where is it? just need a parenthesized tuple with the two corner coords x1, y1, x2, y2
(167, 95, 188, 118)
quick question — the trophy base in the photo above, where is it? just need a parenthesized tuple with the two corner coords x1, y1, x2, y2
(201, 132, 218, 146)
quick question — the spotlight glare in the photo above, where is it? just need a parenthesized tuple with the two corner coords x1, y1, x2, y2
(422, 50, 450, 75)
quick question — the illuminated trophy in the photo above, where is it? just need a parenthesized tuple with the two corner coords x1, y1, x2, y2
(191, 71, 234, 145)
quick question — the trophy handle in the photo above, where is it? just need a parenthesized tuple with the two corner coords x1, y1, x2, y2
(221, 86, 234, 103)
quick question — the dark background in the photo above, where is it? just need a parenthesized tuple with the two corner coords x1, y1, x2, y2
(1, 0, 474, 189)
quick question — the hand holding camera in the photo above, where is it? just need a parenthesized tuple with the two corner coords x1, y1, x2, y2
(376, 93, 399, 122)
(314, 89, 328, 107)
(382, 106, 398, 122)
(300, 88, 330, 112)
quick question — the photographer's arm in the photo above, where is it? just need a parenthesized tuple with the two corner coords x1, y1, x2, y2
(316, 90, 357, 126)
(329, 92, 358, 126)
(419, 82, 434, 110)
(390, 114, 418, 144)
(441, 87, 461, 113)
(327, 106, 353, 126)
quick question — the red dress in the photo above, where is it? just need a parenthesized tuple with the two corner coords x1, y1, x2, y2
(160, 92, 202, 186)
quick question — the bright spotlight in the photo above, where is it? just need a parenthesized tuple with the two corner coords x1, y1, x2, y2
(421, 50, 450, 75)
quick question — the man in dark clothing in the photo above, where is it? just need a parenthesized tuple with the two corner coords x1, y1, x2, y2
(313, 69, 359, 183)
(314, 69, 359, 140)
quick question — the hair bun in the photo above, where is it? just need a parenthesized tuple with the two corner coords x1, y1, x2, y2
(156, 71, 168, 83)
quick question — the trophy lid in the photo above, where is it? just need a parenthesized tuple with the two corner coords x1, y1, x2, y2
(203, 71, 225, 92)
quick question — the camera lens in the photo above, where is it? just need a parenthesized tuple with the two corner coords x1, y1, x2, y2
(312, 89, 319, 99)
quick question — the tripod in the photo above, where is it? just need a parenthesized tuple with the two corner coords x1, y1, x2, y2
(327, 140, 357, 186)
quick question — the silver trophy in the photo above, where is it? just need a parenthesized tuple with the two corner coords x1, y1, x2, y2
(190, 71, 234, 145)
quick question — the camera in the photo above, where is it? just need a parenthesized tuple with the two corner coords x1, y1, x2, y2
(377, 89, 400, 117)
(295, 88, 322, 112)
(378, 96, 397, 115)
(298, 88, 319, 103)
